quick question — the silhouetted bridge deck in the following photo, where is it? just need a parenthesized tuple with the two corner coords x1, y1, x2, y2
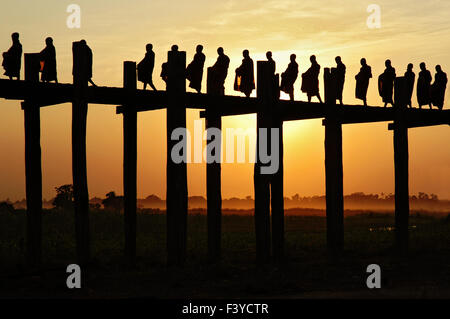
(1, 43, 449, 267)
(1, 78, 448, 126)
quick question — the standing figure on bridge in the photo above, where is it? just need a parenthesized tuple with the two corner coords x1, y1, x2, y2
(72, 40, 97, 86)
(417, 62, 432, 109)
(137, 43, 157, 91)
(207, 47, 230, 95)
(355, 58, 372, 106)
(80, 40, 96, 87)
(161, 45, 179, 84)
(301, 55, 322, 103)
(266, 51, 276, 75)
(39, 37, 58, 83)
(2, 32, 22, 80)
(404, 63, 415, 108)
(280, 54, 299, 101)
(234, 50, 255, 97)
(335, 56, 346, 105)
(430, 65, 447, 110)
(186, 45, 206, 93)
(378, 59, 396, 107)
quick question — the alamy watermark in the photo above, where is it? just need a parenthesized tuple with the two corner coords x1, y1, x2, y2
(66, 264, 81, 288)
(367, 4, 381, 29)
(170, 120, 280, 175)
(67, 4, 81, 29)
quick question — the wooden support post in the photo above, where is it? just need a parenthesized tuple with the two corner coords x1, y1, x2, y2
(270, 74, 284, 262)
(206, 68, 222, 262)
(72, 41, 90, 265)
(393, 77, 409, 254)
(23, 53, 42, 268)
(323, 68, 344, 256)
(123, 61, 137, 264)
(254, 61, 273, 264)
(166, 50, 188, 266)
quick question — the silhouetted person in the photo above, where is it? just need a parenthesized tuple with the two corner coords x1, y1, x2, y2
(137, 43, 157, 91)
(378, 59, 396, 107)
(404, 63, 415, 108)
(234, 49, 255, 97)
(186, 45, 206, 93)
(72, 40, 96, 86)
(160, 45, 178, 83)
(39, 37, 58, 83)
(280, 54, 299, 101)
(266, 51, 276, 75)
(83, 40, 96, 87)
(431, 65, 447, 110)
(335, 56, 346, 105)
(2, 32, 22, 80)
(301, 55, 322, 103)
(355, 58, 372, 106)
(417, 62, 432, 109)
(208, 47, 230, 95)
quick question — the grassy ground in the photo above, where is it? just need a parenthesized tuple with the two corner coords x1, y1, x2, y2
(1, 209, 450, 298)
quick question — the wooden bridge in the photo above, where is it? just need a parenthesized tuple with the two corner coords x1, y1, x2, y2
(1, 41, 449, 267)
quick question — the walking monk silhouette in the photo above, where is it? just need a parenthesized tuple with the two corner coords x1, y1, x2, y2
(355, 58, 372, 106)
(266, 51, 276, 75)
(39, 37, 58, 83)
(417, 62, 432, 109)
(431, 65, 447, 110)
(160, 45, 178, 84)
(186, 45, 206, 93)
(2, 32, 22, 80)
(404, 63, 415, 108)
(301, 55, 322, 103)
(137, 43, 157, 90)
(77, 40, 97, 87)
(378, 59, 396, 107)
(234, 50, 255, 97)
(335, 56, 346, 105)
(207, 47, 230, 95)
(280, 54, 298, 101)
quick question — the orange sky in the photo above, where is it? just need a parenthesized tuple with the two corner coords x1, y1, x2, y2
(0, 0, 449, 201)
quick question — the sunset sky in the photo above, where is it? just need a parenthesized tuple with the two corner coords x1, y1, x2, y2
(0, 0, 449, 201)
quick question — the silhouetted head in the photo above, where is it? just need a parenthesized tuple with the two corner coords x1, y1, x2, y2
(80, 39, 87, 46)
(420, 62, 426, 70)
(407, 63, 413, 71)
(45, 37, 53, 46)
(11, 32, 19, 42)
(196, 45, 203, 53)
(266, 51, 272, 60)
(310, 55, 316, 63)
(385, 59, 391, 67)
(171, 45, 178, 52)
(436, 65, 442, 72)
(243, 50, 249, 58)
(217, 47, 224, 55)
(146, 43, 153, 52)
(335, 56, 342, 64)
(360, 58, 367, 66)
(290, 54, 296, 62)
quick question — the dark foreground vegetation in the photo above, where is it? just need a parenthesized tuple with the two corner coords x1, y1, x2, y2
(1, 208, 450, 298)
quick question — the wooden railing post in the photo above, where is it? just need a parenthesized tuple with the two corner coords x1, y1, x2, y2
(166, 49, 188, 266)
(254, 61, 273, 264)
(72, 41, 90, 265)
(393, 77, 409, 254)
(23, 53, 42, 268)
(323, 67, 344, 256)
(206, 67, 222, 262)
(123, 61, 137, 265)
